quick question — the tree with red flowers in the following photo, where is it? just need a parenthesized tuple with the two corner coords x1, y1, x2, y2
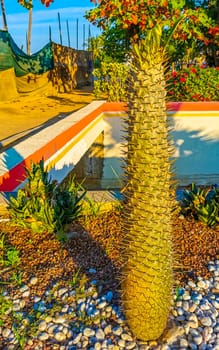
(87, 0, 217, 40)
(85, 0, 219, 343)
(87, 0, 218, 63)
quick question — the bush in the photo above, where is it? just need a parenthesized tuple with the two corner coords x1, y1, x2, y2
(181, 183, 219, 227)
(167, 67, 219, 102)
(93, 63, 219, 102)
(7, 159, 86, 235)
(93, 61, 128, 101)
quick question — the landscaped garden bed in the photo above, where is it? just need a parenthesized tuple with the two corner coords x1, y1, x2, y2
(0, 174, 219, 349)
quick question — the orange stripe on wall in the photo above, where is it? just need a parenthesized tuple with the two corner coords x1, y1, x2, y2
(102, 101, 219, 112)
(167, 102, 219, 111)
(102, 101, 128, 112)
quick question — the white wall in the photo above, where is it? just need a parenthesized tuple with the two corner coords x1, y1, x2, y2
(172, 116, 219, 185)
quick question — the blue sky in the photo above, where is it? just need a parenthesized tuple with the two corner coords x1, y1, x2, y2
(1, 0, 101, 54)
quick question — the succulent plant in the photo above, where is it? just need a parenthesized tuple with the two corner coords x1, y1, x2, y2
(8, 159, 86, 235)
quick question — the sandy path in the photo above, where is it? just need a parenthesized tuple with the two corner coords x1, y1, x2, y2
(0, 87, 94, 147)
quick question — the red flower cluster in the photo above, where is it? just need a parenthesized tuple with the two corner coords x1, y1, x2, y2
(208, 26, 219, 36)
(167, 67, 219, 102)
(41, 0, 53, 6)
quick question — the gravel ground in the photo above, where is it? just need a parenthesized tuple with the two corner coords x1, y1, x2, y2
(0, 209, 219, 349)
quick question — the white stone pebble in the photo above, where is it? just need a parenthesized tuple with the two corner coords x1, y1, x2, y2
(2, 328, 12, 338)
(38, 332, 49, 341)
(47, 324, 58, 334)
(72, 332, 82, 344)
(200, 316, 213, 327)
(197, 280, 207, 289)
(94, 342, 102, 350)
(83, 327, 95, 337)
(179, 337, 189, 347)
(54, 331, 66, 342)
(2, 260, 219, 350)
(193, 334, 203, 345)
(125, 342, 136, 349)
(189, 303, 198, 313)
(38, 320, 47, 331)
(121, 332, 133, 341)
(118, 339, 126, 347)
(29, 276, 38, 285)
(54, 315, 66, 324)
(95, 328, 105, 340)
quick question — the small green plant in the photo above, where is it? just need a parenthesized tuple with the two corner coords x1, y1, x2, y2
(12, 311, 37, 350)
(83, 195, 103, 218)
(12, 322, 26, 350)
(174, 286, 184, 302)
(5, 248, 20, 267)
(8, 159, 86, 234)
(11, 272, 23, 287)
(75, 274, 88, 299)
(68, 268, 81, 289)
(0, 233, 20, 269)
(82, 193, 121, 224)
(182, 183, 219, 227)
(0, 288, 12, 326)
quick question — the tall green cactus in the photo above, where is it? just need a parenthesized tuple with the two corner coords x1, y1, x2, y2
(121, 31, 175, 341)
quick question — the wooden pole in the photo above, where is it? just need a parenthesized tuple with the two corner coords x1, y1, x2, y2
(27, 5, 32, 55)
(76, 18, 78, 50)
(88, 24, 92, 51)
(88, 24, 91, 42)
(26, 32, 28, 54)
(0, 0, 8, 31)
(66, 20, 70, 47)
(83, 23, 85, 50)
(58, 12, 62, 45)
(49, 25, 52, 42)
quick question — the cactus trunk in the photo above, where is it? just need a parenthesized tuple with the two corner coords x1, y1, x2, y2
(121, 42, 175, 341)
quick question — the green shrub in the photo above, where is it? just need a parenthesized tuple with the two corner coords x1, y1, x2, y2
(7, 159, 86, 234)
(167, 67, 219, 101)
(94, 63, 219, 102)
(93, 61, 128, 101)
(181, 183, 219, 227)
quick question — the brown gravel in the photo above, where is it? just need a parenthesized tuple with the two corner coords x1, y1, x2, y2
(173, 214, 219, 284)
(0, 209, 219, 299)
